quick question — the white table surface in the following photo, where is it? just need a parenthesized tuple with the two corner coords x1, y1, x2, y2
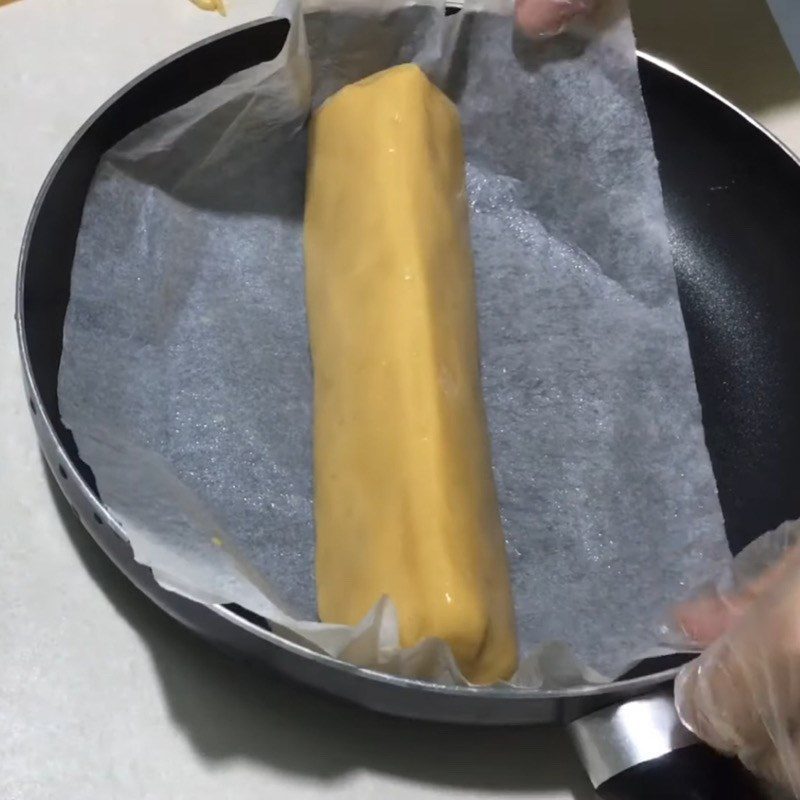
(1, 2, 799, 799)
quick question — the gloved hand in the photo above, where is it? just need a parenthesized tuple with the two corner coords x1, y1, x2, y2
(674, 543, 800, 796)
(514, 0, 596, 37)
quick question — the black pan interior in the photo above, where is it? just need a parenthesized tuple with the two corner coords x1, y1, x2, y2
(641, 65, 800, 555)
(21, 21, 800, 649)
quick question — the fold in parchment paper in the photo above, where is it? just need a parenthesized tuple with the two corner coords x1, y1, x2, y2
(58, 0, 732, 686)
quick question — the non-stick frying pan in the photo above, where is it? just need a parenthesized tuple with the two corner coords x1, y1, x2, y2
(16, 15, 800, 799)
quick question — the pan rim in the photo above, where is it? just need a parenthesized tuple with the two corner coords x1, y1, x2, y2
(15, 19, 800, 704)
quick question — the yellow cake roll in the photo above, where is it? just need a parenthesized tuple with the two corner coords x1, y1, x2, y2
(304, 64, 518, 684)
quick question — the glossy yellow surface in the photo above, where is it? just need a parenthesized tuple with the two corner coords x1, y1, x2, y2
(304, 64, 518, 684)
(187, 0, 225, 15)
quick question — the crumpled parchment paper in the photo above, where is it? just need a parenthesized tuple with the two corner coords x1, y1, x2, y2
(58, 0, 732, 686)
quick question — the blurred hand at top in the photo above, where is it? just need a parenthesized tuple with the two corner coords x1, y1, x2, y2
(514, 0, 596, 37)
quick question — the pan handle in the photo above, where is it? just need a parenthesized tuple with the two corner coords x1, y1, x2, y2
(569, 690, 766, 799)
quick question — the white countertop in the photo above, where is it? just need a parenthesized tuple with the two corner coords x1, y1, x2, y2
(1, 2, 798, 799)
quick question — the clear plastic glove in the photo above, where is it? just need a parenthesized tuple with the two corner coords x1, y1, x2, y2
(675, 543, 800, 796)
(514, 0, 595, 37)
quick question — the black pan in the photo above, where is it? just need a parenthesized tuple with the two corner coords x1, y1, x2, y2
(16, 16, 800, 800)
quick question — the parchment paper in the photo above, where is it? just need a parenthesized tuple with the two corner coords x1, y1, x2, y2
(58, 0, 732, 686)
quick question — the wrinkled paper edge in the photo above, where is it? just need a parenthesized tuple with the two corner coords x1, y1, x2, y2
(63, 0, 736, 689)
